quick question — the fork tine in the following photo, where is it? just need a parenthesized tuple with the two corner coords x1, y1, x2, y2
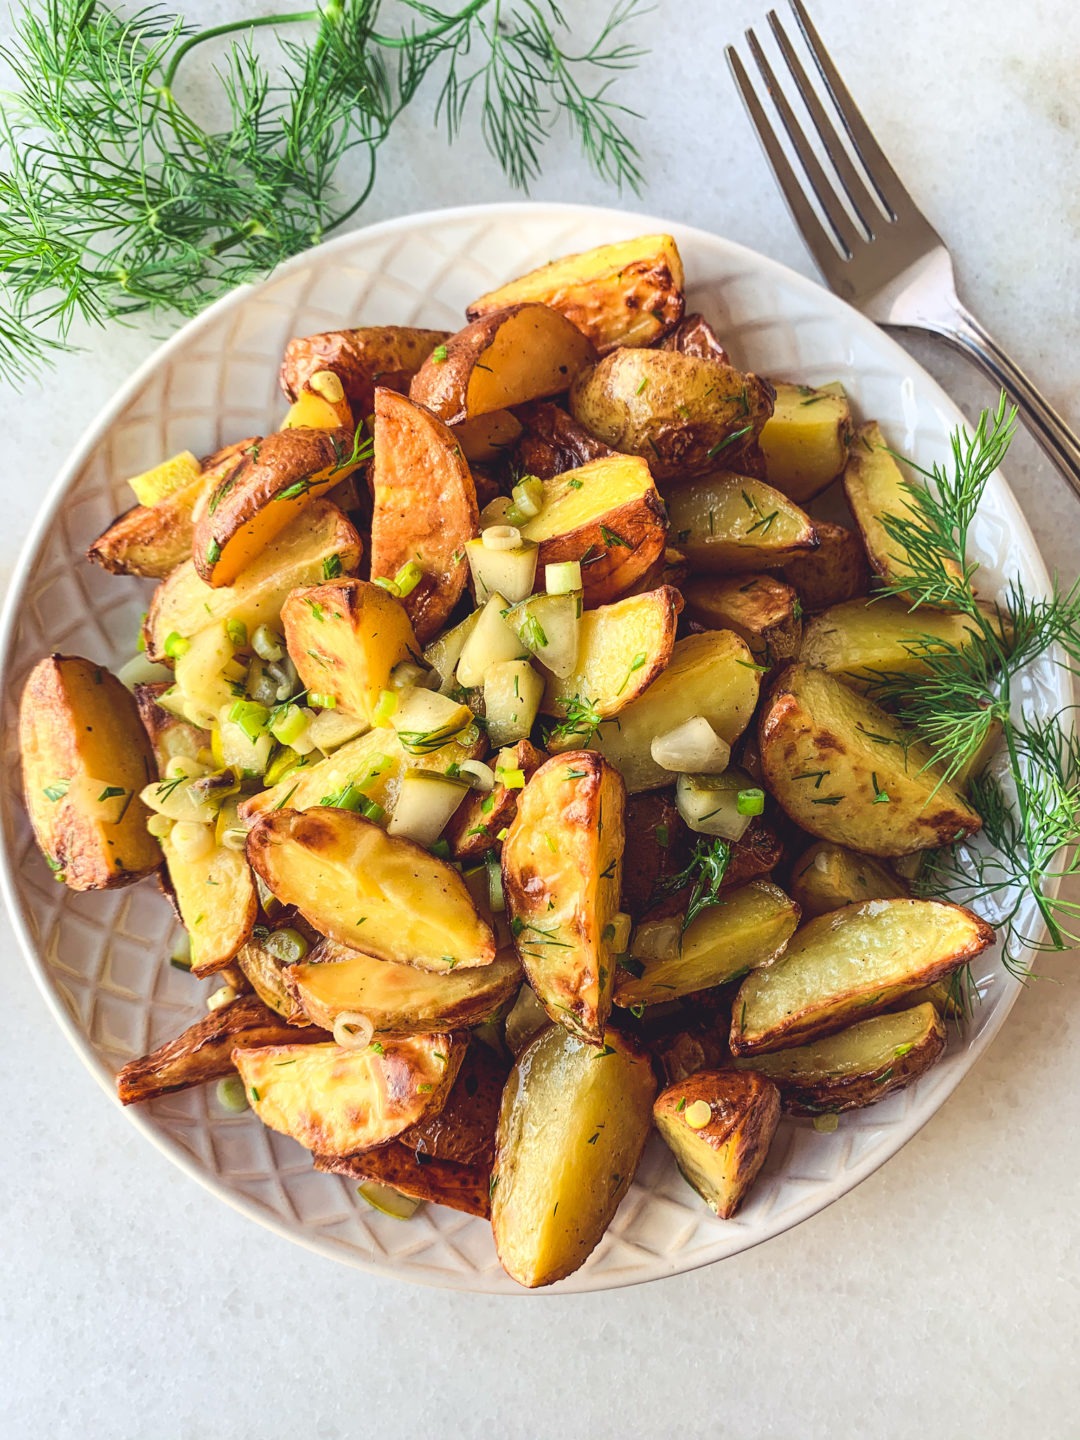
(787, 0, 911, 220)
(725, 45, 853, 268)
(742, 28, 863, 259)
(766, 8, 888, 232)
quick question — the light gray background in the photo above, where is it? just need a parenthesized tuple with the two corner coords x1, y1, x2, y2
(2, 2, 1078, 1437)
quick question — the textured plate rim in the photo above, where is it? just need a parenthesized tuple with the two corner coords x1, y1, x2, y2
(0, 199, 1063, 1294)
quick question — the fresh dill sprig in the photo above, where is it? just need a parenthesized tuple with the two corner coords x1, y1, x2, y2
(652, 835, 730, 934)
(544, 692, 604, 746)
(0, 0, 647, 386)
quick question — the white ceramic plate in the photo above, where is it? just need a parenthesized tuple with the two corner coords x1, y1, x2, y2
(0, 202, 1064, 1294)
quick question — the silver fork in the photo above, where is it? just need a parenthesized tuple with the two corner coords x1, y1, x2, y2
(726, 0, 1080, 501)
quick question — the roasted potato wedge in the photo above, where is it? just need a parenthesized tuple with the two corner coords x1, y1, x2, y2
(653, 1069, 780, 1218)
(659, 311, 729, 363)
(287, 938, 520, 1035)
(737, 1001, 946, 1114)
(789, 841, 908, 919)
(502, 751, 625, 1044)
(20, 656, 160, 890)
(466, 234, 684, 353)
(666, 473, 817, 572)
(452, 408, 523, 462)
(518, 454, 668, 607)
(233, 1031, 464, 1157)
(780, 519, 870, 612)
(134, 683, 208, 774)
(116, 994, 326, 1105)
(444, 738, 546, 860)
(161, 830, 257, 975)
(513, 400, 615, 479)
(314, 1145, 491, 1219)
(280, 325, 449, 414)
(540, 585, 681, 719)
(491, 1024, 656, 1288)
(569, 348, 774, 482)
(144, 500, 362, 662)
(729, 897, 994, 1055)
(399, 1040, 509, 1166)
(247, 806, 496, 972)
(616, 880, 799, 1007)
(235, 934, 312, 1024)
(193, 426, 361, 587)
(650, 1024, 731, 1087)
(410, 304, 596, 425)
(619, 789, 691, 919)
(758, 381, 852, 503)
(682, 573, 803, 669)
(88, 455, 225, 578)
(581, 630, 761, 792)
(799, 596, 985, 683)
(503, 984, 551, 1057)
(758, 664, 981, 856)
(369, 388, 479, 643)
(843, 421, 963, 598)
(282, 579, 418, 724)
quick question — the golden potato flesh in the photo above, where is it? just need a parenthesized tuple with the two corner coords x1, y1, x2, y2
(799, 597, 984, 683)
(287, 938, 521, 1035)
(369, 388, 479, 644)
(781, 520, 870, 612)
(160, 830, 257, 976)
(502, 752, 625, 1044)
(279, 325, 449, 414)
(282, 579, 418, 725)
(681, 573, 802, 669)
(729, 898, 994, 1055)
(444, 737, 546, 861)
(758, 381, 852, 503)
(409, 303, 597, 425)
(736, 1001, 946, 1114)
(491, 1025, 656, 1288)
(246, 806, 496, 973)
(653, 1069, 780, 1218)
(758, 664, 981, 857)
(233, 1031, 464, 1157)
(235, 934, 312, 1024)
(665, 472, 817, 572)
(540, 585, 681, 720)
(20, 656, 160, 891)
(788, 841, 909, 920)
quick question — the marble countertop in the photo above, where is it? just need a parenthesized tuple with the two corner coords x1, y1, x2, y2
(2, 2, 1078, 1436)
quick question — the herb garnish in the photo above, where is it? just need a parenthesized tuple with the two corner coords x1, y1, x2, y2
(652, 835, 731, 934)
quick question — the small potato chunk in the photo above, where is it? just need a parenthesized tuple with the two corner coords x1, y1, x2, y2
(781, 520, 870, 612)
(235, 934, 312, 1024)
(758, 381, 852, 503)
(161, 831, 257, 976)
(144, 500, 361, 662)
(233, 1032, 464, 1157)
(736, 1001, 946, 1114)
(287, 938, 521, 1035)
(466, 234, 685, 353)
(282, 579, 418, 724)
(400, 1040, 510, 1167)
(682, 573, 802, 669)
(789, 841, 908, 919)
(653, 1070, 780, 1218)
(799, 597, 983, 684)
(452, 409, 523, 461)
(491, 1024, 656, 1288)
(315, 1146, 492, 1219)
(569, 348, 774, 482)
(843, 421, 964, 598)
(758, 665, 981, 856)
(666, 472, 817, 572)
(193, 427, 361, 587)
(616, 881, 799, 1007)
(584, 631, 761, 793)
(20, 656, 160, 890)
(369, 388, 479, 643)
(280, 325, 449, 414)
(502, 752, 625, 1044)
(729, 898, 994, 1055)
(246, 807, 496, 973)
(518, 454, 668, 607)
(445, 738, 546, 860)
(540, 586, 681, 720)
(513, 400, 616, 478)
(409, 304, 597, 425)
(116, 994, 326, 1105)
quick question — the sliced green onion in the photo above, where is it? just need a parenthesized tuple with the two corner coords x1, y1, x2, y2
(164, 630, 190, 659)
(374, 576, 401, 597)
(268, 703, 309, 747)
(510, 476, 544, 518)
(170, 934, 192, 970)
(229, 699, 270, 740)
(252, 625, 285, 662)
(361, 798, 386, 824)
(225, 618, 248, 649)
(482, 524, 522, 552)
(394, 560, 424, 597)
(307, 692, 337, 710)
(430, 838, 452, 860)
(486, 852, 505, 912)
(372, 689, 398, 727)
(263, 927, 309, 963)
(148, 813, 174, 840)
(497, 767, 525, 790)
(460, 759, 496, 792)
(736, 787, 765, 817)
(216, 1075, 250, 1112)
(545, 560, 582, 594)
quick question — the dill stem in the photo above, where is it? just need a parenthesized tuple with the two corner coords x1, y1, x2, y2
(163, 11, 319, 89)
(369, 0, 487, 49)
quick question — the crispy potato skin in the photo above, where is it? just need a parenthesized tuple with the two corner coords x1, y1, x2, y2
(193, 426, 358, 587)
(399, 1040, 510, 1167)
(20, 655, 160, 890)
(116, 995, 328, 1105)
(314, 1145, 492, 1219)
(491, 1024, 656, 1287)
(410, 304, 597, 426)
(445, 739, 546, 861)
(466, 234, 685, 353)
(650, 1025, 731, 1087)
(653, 1069, 780, 1218)
(682, 573, 803, 669)
(540, 585, 682, 719)
(569, 348, 774, 482)
(789, 840, 909, 919)
(369, 388, 479, 643)
(619, 789, 691, 919)
(236, 935, 313, 1024)
(502, 751, 626, 1044)
(659, 312, 729, 363)
(780, 520, 870, 612)
(758, 665, 981, 857)
(513, 401, 616, 479)
(280, 326, 449, 413)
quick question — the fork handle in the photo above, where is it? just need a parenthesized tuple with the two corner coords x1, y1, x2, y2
(902, 302, 1080, 503)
